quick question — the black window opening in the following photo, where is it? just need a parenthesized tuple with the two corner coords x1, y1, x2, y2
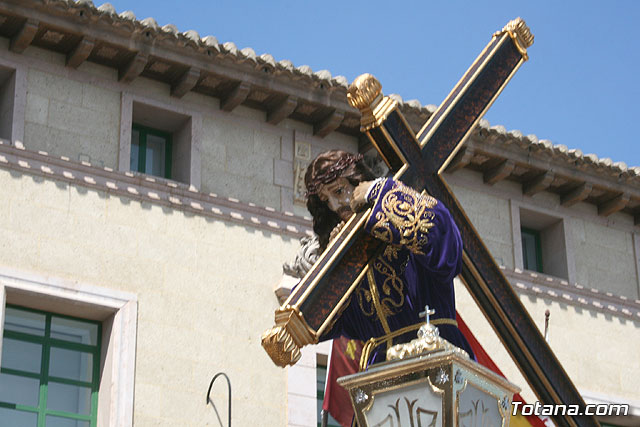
(130, 123, 172, 179)
(521, 227, 543, 273)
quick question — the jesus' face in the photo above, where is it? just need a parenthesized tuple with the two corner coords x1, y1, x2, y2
(318, 177, 355, 222)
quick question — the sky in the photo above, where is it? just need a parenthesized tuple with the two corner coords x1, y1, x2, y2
(107, 0, 640, 168)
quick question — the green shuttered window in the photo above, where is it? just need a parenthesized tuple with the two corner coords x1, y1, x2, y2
(521, 227, 543, 273)
(131, 123, 172, 179)
(0, 306, 101, 427)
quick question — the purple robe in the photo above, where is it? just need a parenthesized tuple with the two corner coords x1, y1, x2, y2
(320, 178, 474, 364)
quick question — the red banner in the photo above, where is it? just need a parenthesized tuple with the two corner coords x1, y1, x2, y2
(322, 336, 363, 427)
(457, 313, 547, 427)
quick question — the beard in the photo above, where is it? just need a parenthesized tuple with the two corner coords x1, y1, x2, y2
(337, 206, 353, 221)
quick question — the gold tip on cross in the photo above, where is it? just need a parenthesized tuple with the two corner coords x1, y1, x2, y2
(261, 325, 301, 367)
(347, 73, 382, 111)
(495, 17, 534, 60)
(506, 17, 534, 49)
(347, 73, 398, 132)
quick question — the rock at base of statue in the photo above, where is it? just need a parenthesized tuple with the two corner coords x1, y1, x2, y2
(338, 323, 520, 427)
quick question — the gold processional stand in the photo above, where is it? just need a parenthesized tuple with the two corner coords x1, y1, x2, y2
(337, 309, 520, 427)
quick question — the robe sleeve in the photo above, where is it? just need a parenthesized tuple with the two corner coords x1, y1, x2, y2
(364, 178, 462, 282)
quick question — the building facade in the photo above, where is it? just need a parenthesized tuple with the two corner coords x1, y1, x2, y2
(0, 1, 637, 426)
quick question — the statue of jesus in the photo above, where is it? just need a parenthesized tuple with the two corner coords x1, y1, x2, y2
(301, 149, 474, 365)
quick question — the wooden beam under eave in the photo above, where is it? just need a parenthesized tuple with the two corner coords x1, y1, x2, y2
(220, 81, 251, 112)
(267, 96, 298, 125)
(171, 68, 201, 98)
(119, 52, 149, 83)
(66, 38, 95, 69)
(10, 18, 38, 53)
(523, 171, 554, 196)
(561, 182, 592, 207)
(313, 110, 344, 138)
(598, 193, 630, 217)
(446, 146, 474, 173)
(483, 159, 515, 185)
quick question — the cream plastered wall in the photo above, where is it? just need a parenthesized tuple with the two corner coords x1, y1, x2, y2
(455, 278, 640, 404)
(0, 167, 298, 426)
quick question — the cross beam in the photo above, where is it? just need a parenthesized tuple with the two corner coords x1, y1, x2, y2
(262, 18, 597, 427)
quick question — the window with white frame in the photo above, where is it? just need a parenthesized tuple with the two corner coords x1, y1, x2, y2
(0, 306, 101, 426)
(0, 269, 137, 427)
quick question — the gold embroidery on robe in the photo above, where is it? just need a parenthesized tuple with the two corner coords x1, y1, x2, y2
(356, 284, 376, 317)
(370, 181, 438, 254)
(373, 249, 405, 314)
(357, 180, 437, 323)
(356, 247, 408, 320)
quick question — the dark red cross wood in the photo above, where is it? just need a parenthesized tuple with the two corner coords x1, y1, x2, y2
(262, 18, 597, 427)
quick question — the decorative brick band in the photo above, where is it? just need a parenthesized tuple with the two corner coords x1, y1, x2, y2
(502, 266, 640, 322)
(0, 140, 313, 238)
(4, 138, 636, 318)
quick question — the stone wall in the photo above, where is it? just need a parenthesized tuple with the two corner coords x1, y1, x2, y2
(571, 216, 638, 299)
(448, 174, 516, 269)
(16, 44, 359, 216)
(24, 64, 121, 168)
(446, 167, 640, 298)
(199, 104, 357, 213)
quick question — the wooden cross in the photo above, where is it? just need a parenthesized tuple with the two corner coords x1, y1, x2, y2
(419, 305, 435, 325)
(262, 18, 596, 427)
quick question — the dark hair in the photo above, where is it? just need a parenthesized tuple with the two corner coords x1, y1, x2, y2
(305, 150, 376, 250)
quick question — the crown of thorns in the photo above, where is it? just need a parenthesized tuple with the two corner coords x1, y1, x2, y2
(305, 153, 363, 196)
